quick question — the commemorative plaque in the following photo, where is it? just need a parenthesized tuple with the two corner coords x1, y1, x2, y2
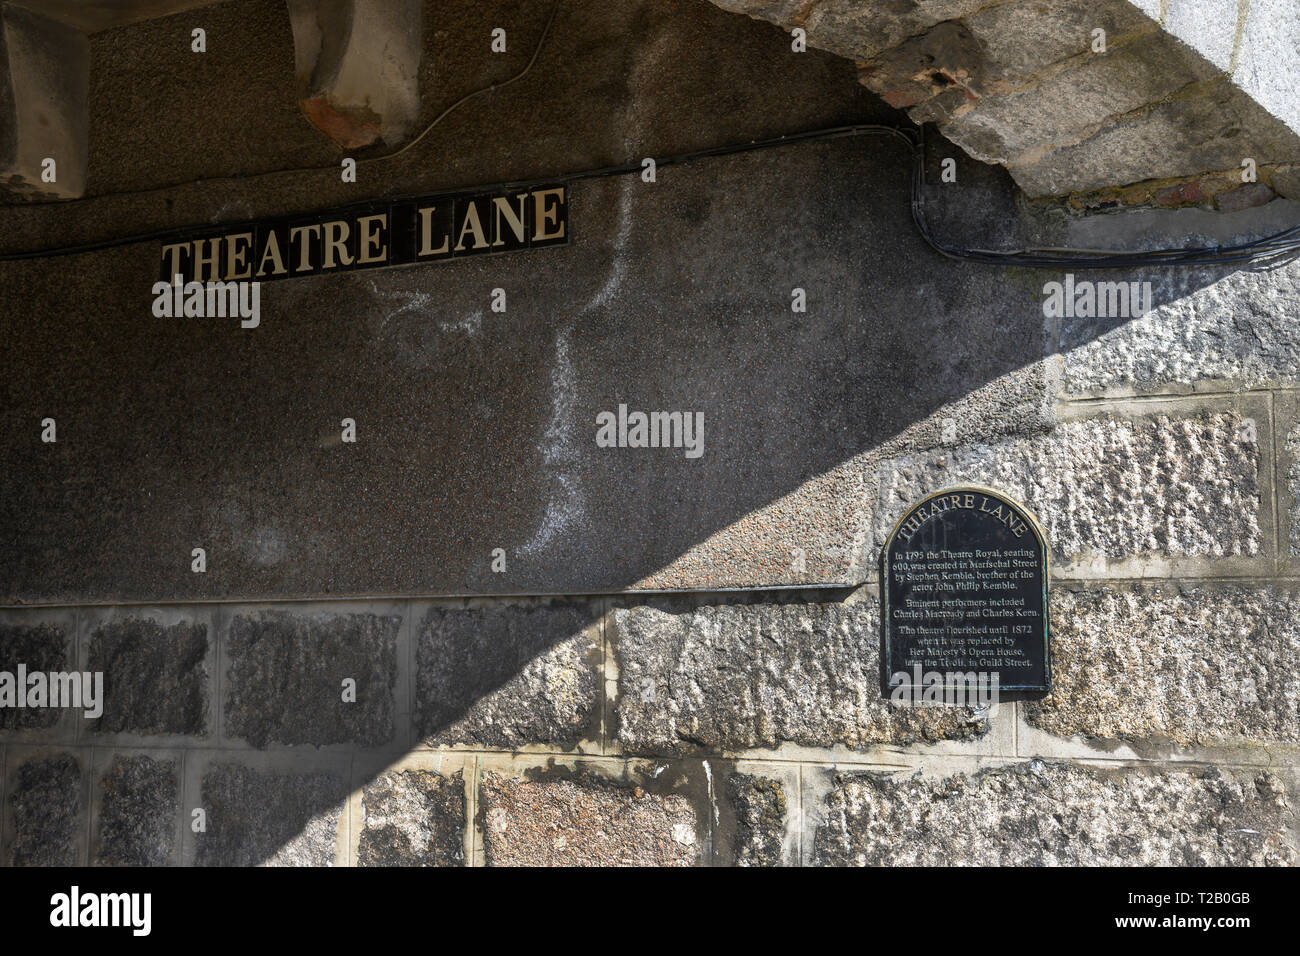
(881, 486, 1050, 695)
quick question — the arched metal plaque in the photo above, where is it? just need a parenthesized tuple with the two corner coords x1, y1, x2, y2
(881, 486, 1050, 695)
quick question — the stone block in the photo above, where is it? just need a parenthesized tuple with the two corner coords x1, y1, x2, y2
(6, 752, 82, 866)
(728, 772, 788, 866)
(1234, 0, 1300, 132)
(941, 32, 1216, 164)
(1011, 78, 1300, 196)
(415, 602, 598, 748)
(1214, 182, 1276, 212)
(0, 621, 70, 732)
(612, 600, 986, 755)
(94, 754, 178, 866)
(480, 771, 700, 866)
(811, 762, 1293, 865)
(87, 614, 209, 738)
(194, 764, 344, 866)
(224, 610, 398, 748)
(1027, 585, 1300, 744)
(358, 769, 465, 866)
(1165, 0, 1241, 73)
(877, 410, 1262, 563)
(1058, 262, 1300, 395)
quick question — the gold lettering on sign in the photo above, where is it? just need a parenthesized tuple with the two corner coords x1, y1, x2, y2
(491, 195, 528, 247)
(418, 206, 451, 257)
(322, 220, 353, 270)
(193, 238, 221, 283)
(160, 185, 567, 283)
(257, 231, 287, 277)
(224, 232, 254, 280)
(454, 201, 490, 252)
(161, 242, 188, 282)
(531, 187, 566, 241)
(896, 492, 1031, 543)
(290, 224, 322, 273)
(356, 214, 388, 264)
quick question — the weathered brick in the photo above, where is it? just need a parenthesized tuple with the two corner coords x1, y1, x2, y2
(877, 412, 1260, 561)
(728, 773, 788, 866)
(0, 622, 69, 732)
(94, 755, 178, 866)
(358, 769, 465, 866)
(415, 603, 598, 748)
(1027, 585, 1300, 744)
(1059, 262, 1300, 395)
(812, 762, 1293, 866)
(224, 610, 398, 748)
(480, 772, 699, 866)
(1214, 182, 1276, 212)
(613, 600, 986, 755)
(8, 753, 81, 866)
(87, 616, 209, 737)
(194, 764, 344, 867)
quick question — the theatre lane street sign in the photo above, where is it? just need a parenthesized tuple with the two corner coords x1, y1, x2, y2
(158, 184, 569, 284)
(881, 486, 1050, 696)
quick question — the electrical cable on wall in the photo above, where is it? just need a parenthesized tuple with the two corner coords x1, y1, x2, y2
(1, 0, 1297, 271)
(3, 123, 1298, 270)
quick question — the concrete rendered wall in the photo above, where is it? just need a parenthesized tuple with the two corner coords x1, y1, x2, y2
(1, 0, 1299, 866)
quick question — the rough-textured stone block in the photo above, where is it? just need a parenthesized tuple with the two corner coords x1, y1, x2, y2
(1273, 166, 1300, 200)
(878, 412, 1261, 561)
(194, 764, 344, 867)
(1235, 0, 1300, 131)
(358, 770, 465, 866)
(803, 0, 993, 62)
(728, 773, 787, 866)
(613, 601, 985, 755)
(812, 763, 1293, 866)
(0, 622, 69, 732)
(8, 753, 81, 866)
(1165, 0, 1238, 72)
(1011, 78, 1300, 196)
(415, 603, 598, 748)
(88, 616, 209, 737)
(708, 0, 1300, 197)
(961, 0, 1155, 90)
(225, 610, 398, 748)
(1027, 586, 1300, 744)
(1059, 263, 1300, 395)
(481, 772, 699, 866)
(95, 755, 178, 866)
(941, 32, 1215, 164)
